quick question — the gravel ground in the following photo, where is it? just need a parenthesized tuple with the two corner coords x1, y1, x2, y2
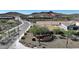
(20, 33, 79, 48)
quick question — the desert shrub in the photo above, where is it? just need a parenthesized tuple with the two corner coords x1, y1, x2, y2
(74, 32, 79, 36)
(32, 38, 36, 41)
(29, 25, 49, 35)
(1, 20, 7, 23)
(21, 36, 25, 40)
(53, 28, 64, 35)
(24, 32, 27, 35)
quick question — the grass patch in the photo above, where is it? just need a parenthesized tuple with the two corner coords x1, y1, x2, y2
(47, 25, 60, 30)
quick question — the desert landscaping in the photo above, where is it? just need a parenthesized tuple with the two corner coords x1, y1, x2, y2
(19, 21, 79, 48)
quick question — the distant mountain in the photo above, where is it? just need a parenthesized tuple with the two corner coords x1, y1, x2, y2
(0, 11, 79, 17)
(29, 11, 67, 18)
(0, 11, 79, 21)
(0, 12, 27, 17)
(5, 12, 24, 16)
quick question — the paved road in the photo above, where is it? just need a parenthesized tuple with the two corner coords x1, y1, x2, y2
(0, 17, 31, 49)
(9, 20, 31, 49)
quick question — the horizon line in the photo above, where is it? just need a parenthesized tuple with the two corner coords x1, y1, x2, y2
(0, 10, 79, 14)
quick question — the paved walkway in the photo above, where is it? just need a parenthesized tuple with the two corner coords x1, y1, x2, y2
(9, 20, 31, 49)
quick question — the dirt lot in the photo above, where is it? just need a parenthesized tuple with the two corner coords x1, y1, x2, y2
(19, 33, 79, 48)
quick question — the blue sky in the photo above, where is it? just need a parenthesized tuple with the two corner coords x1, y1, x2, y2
(0, 10, 79, 14)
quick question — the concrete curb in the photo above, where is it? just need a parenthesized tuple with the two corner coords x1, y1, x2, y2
(18, 21, 32, 41)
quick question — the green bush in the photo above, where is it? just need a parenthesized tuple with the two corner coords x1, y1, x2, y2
(0, 20, 7, 23)
(29, 25, 49, 35)
(53, 28, 65, 34)
(53, 28, 76, 37)
(74, 31, 79, 36)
